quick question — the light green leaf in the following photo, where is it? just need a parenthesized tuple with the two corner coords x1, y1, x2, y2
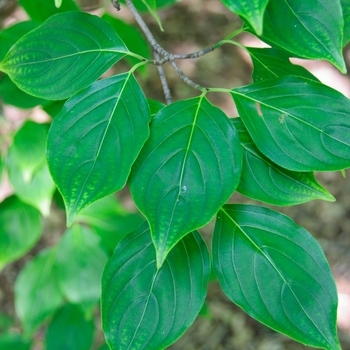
(119, 0, 176, 12)
(212, 204, 341, 350)
(232, 118, 335, 205)
(221, 0, 269, 35)
(247, 47, 318, 82)
(102, 13, 151, 75)
(341, 0, 350, 46)
(101, 222, 210, 350)
(0, 197, 42, 270)
(19, 0, 79, 22)
(0, 333, 31, 350)
(45, 304, 94, 350)
(231, 76, 350, 171)
(55, 0, 63, 8)
(76, 194, 144, 253)
(141, 0, 164, 31)
(15, 248, 64, 335)
(47, 73, 150, 226)
(129, 96, 243, 267)
(0, 12, 128, 100)
(56, 225, 108, 307)
(254, 0, 346, 72)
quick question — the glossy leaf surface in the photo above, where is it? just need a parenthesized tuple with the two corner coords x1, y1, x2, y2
(102, 222, 210, 350)
(232, 118, 335, 205)
(129, 96, 242, 266)
(45, 304, 94, 350)
(213, 204, 340, 350)
(15, 248, 63, 335)
(342, 0, 350, 45)
(47, 73, 150, 225)
(247, 47, 318, 82)
(56, 225, 108, 306)
(0, 12, 128, 100)
(0, 197, 42, 270)
(221, 0, 269, 35)
(19, 0, 79, 22)
(255, 0, 345, 72)
(231, 76, 350, 171)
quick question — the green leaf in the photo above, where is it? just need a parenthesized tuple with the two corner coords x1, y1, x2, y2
(45, 304, 94, 350)
(55, 0, 63, 8)
(231, 76, 350, 171)
(212, 204, 341, 350)
(102, 13, 151, 75)
(119, 0, 176, 12)
(101, 222, 210, 350)
(247, 47, 318, 82)
(19, 0, 79, 22)
(76, 194, 144, 253)
(232, 118, 335, 205)
(0, 313, 12, 333)
(14, 248, 64, 335)
(0, 12, 128, 100)
(0, 333, 31, 350)
(221, 0, 269, 35)
(148, 98, 165, 118)
(47, 73, 150, 225)
(129, 96, 243, 267)
(0, 154, 3, 185)
(9, 121, 48, 183)
(141, 0, 164, 31)
(0, 197, 42, 270)
(254, 0, 346, 73)
(56, 225, 108, 307)
(341, 0, 350, 45)
(43, 100, 66, 118)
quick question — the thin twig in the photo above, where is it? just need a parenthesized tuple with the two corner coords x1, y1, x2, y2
(154, 51, 172, 104)
(169, 60, 205, 91)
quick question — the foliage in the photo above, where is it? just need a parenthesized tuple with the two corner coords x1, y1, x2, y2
(0, 0, 349, 349)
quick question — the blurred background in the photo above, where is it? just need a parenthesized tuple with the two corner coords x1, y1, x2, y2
(0, 0, 350, 349)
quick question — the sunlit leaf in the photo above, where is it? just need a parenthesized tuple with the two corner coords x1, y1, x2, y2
(15, 248, 63, 335)
(47, 73, 150, 225)
(102, 222, 210, 350)
(213, 204, 341, 350)
(231, 76, 350, 171)
(0, 197, 42, 270)
(232, 118, 335, 205)
(0, 12, 128, 100)
(129, 96, 242, 267)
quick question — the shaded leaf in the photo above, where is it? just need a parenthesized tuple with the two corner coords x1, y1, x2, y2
(212, 204, 340, 350)
(221, 0, 269, 35)
(47, 73, 150, 225)
(0, 197, 42, 270)
(45, 304, 94, 350)
(141, 0, 164, 31)
(43, 100, 66, 118)
(15, 248, 64, 335)
(232, 118, 335, 205)
(252, 0, 346, 72)
(19, 0, 79, 22)
(56, 225, 108, 307)
(247, 47, 318, 82)
(102, 222, 210, 350)
(0, 333, 31, 350)
(129, 96, 242, 267)
(231, 76, 350, 171)
(148, 98, 165, 118)
(0, 12, 128, 100)
(119, 0, 176, 12)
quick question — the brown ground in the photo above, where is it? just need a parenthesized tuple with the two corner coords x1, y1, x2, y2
(0, 0, 350, 349)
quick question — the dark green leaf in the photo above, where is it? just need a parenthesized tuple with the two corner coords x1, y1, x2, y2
(45, 304, 94, 350)
(56, 225, 108, 307)
(212, 204, 340, 350)
(129, 96, 242, 266)
(15, 248, 64, 335)
(341, 0, 350, 45)
(0, 197, 42, 270)
(43, 100, 66, 118)
(254, 0, 346, 72)
(221, 0, 269, 35)
(47, 73, 150, 225)
(0, 12, 128, 100)
(231, 76, 350, 171)
(247, 47, 318, 82)
(102, 13, 151, 74)
(101, 222, 210, 350)
(232, 118, 335, 205)
(19, 0, 79, 22)
(0, 333, 31, 350)
(76, 194, 144, 253)
(148, 98, 165, 118)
